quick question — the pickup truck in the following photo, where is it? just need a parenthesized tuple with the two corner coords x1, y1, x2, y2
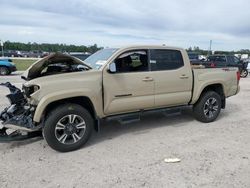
(0, 45, 240, 152)
(191, 54, 248, 78)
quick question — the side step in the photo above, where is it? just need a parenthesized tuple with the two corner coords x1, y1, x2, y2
(106, 113, 141, 125)
(105, 105, 190, 125)
(162, 108, 182, 117)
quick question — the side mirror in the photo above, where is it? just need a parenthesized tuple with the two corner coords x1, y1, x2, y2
(77, 64, 85, 71)
(108, 62, 116, 73)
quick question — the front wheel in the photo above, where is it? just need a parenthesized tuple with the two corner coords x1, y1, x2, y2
(43, 104, 94, 152)
(240, 69, 248, 78)
(193, 91, 222, 123)
(0, 67, 10, 75)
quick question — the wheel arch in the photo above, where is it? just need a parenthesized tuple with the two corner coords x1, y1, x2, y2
(196, 83, 226, 109)
(37, 96, 100, 131)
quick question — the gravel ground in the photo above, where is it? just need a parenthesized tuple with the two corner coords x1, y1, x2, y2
(0, 74, 250, 188)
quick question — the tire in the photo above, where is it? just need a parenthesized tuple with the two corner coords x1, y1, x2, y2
(43, 103, 94, 152)
(0, 66, 10, 75)
(240, 69, 248, 78)
(193, 91, 222, 123)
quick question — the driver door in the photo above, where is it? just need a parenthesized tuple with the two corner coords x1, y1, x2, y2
(103, 50, 155, 115)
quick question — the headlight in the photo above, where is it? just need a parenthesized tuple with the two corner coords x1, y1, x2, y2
(33, 85, 40, 92)
(23, 85, 40, 97)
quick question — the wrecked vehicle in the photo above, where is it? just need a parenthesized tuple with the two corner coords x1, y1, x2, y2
(0, 46, 240, 152)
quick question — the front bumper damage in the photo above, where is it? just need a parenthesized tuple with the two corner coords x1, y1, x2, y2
(0, 82, 42, 142)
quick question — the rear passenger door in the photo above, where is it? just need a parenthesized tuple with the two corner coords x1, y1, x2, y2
(149, 49, 193, 108)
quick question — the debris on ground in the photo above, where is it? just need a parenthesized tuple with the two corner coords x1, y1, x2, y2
(164, 158, 181, 163)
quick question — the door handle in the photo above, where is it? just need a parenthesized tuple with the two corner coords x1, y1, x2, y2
(142, 77, 154, 82)
(179, 75, 189, 79)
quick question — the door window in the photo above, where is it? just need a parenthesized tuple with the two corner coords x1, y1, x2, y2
(149, 49, 184, 71)
(114, 50, 149, 73)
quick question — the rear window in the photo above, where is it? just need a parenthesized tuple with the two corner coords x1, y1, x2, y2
(150, 49, 184, 71)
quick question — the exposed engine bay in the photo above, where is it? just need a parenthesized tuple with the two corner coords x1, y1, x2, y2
(22, 52, 92, 80)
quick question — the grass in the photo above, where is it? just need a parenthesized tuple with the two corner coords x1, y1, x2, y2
(12, 59, 37, 71)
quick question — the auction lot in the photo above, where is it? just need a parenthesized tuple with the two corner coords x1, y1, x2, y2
(0, 74, 250, 188)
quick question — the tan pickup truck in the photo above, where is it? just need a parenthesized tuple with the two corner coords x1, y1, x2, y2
(0, 45, 240, 152)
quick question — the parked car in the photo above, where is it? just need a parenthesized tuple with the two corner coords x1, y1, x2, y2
(0, 46, 240, 152)
(188, 52, 199, 61)
(188, 52, 207, 66)
(0, 50, 23, 57)
(204, 55, 242, 68)
(21, 50, 44, 58)
(69, 52, 91, 61)
(0, 58, 17, 75)
(200, 55, 248, 77)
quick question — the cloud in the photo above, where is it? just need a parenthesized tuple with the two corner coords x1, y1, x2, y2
(0, 0, 249, 50)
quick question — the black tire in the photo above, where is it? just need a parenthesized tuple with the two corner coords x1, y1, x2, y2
(193, 91, 222, 123)
(43, 103, 94, 152)
(0, 66, 10, 75)
(240, 69, 248, 78)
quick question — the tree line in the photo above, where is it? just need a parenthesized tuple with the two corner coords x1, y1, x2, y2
(187, 46, 250, 55)
(3, 41, 102, 53)
(2, 41, 249, 55)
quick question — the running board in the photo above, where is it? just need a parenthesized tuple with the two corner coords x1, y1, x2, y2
(118, 114, 141, 125)
(105, 105, 190, 125)
(162, 108, 182, 117)
(106, 113, 141, 125)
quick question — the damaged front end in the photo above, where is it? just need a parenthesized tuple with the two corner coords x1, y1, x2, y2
(0, 82, 41, 141)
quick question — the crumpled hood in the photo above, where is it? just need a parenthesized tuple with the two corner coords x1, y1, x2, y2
(22, 52, 92, 80)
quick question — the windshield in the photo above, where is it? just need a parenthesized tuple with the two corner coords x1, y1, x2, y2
(84, 48, 118, 69)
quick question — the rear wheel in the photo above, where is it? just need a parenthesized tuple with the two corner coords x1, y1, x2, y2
(0, 67, 10, 75)
(43, 104, 94, 152)
(240, 69, 248, 78)
(193, 91, 222, 123)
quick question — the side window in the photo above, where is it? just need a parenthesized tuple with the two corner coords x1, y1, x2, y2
(114, 50, 149, 73)
(208, 56, 215, 61)
(233, 56, 240, 64)
(228, 56, 237, 65)
(214, 56, 226, 62)
(150, 50, 184, 71)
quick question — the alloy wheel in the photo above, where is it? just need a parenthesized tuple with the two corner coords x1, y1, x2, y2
(55, 114, 86, 145)
(203, 97, 219, 119)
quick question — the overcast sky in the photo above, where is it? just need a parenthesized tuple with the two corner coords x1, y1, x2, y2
(0, 0, 249, 50)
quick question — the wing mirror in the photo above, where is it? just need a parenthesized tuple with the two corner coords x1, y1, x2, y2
(77, 64, 85, 71)
(108, 62, 116, 73)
